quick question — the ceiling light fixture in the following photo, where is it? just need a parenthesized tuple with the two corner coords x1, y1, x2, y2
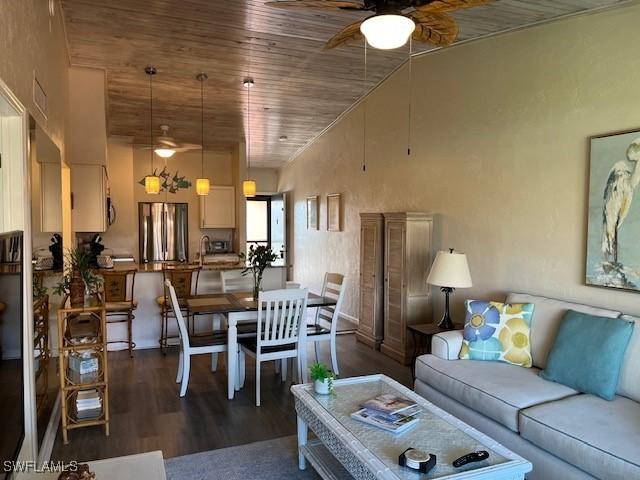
(154, 148, 176, 158)
(360, 14, 415, 50)
(242, 78, 256, 198)
(195, 73, 210, 196)
(144, 66, 160, 195)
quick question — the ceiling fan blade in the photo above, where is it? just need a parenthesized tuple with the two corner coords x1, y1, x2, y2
(410, 12, 458, 46)
(324, 19, 364, 49)
(156, 137, 178, 148)
(174, 144, 202, 152)
(265, 0, 365, 10)
(414, 0, 491, 14)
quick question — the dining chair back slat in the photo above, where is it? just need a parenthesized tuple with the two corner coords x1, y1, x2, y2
(166, 280, 190, 348)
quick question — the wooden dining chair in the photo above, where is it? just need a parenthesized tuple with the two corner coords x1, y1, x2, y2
(239, 288, 308, 406)
(306, 273, 346, 376)
(157, 266, 201, 354)
(101, 269, 137, 357)
(166, 279, 238, 397)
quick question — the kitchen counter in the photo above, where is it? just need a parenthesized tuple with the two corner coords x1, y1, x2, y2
(102, 261, 288, 273)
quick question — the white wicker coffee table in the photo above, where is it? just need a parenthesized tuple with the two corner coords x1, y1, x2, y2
(291, 374, 532, 480)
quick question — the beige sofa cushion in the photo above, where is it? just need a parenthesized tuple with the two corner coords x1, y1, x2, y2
(618, 315, 640, 402)
(506, 293, 621, 369)
(520, 394, 640, 480)
(415, 354, 578, 432)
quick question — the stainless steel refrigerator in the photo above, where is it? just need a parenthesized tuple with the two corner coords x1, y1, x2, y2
(139, 203, 189, 263)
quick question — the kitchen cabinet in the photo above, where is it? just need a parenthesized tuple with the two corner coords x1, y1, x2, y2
(0, 110, 24, 233)
(41, 163, 62, 233)
(380, 212, 433, 365)
(356, 213, 385, 349)
(72, 164, 107, 232)
(200, 186, 236, 229)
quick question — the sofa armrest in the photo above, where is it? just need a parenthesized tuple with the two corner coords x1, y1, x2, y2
(431, 330, 464, 360)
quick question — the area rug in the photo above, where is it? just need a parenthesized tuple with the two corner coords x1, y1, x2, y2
(164, 435, 321, 480)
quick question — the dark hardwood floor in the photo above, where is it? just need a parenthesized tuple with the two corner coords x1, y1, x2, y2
(51, 334, 412, 462)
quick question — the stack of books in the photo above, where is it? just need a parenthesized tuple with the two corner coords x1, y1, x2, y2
(68, 351, 99, 384)
(351, 394, 421, 434)
(75, 389, 102, 420)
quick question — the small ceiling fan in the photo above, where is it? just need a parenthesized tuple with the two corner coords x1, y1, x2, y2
(265, 0, 490, 50)
(140, 125, 202, 158)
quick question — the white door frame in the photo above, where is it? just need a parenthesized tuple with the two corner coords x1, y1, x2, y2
(0, 77, 37, 463)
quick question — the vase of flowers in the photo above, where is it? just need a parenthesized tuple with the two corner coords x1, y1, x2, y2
(310, 362, 335, 395)
(241, 244, 279, 300)
(53, 248, 103, 308)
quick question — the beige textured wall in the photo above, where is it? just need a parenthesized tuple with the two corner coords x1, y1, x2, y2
(279, 4, 640, 322)
(0, 0, 68, 152)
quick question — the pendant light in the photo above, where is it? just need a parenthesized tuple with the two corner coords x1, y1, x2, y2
(242, 78, 256, 197)
(144, 66, 161, 194)
(360, 14, 415, 50)
(195, 73, 210, 196)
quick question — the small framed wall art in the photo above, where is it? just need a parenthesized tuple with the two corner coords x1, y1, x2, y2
(327, 193, 341, 232)
(306, 195, 319, 230)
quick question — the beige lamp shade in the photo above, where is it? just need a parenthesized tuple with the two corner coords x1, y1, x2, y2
(427, 250, 472, 288)
(243, 179, 256, 197)
(196, 178, 210, 196)
(145, 175, 161, 195)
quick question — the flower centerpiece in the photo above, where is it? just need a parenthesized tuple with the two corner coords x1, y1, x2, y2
(310, 362, 335, 395)
(53, 248, 103, 308)
(241, 244, 279, 300)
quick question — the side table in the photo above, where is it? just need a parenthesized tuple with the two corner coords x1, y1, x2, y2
(408, 323, 463, 380)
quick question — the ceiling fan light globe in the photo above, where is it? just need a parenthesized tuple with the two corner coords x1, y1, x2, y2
(154, 147, 176, 158)
(360, 14, 415, 50)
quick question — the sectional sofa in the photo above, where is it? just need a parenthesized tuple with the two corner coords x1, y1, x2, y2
(414, 292, 639, 480)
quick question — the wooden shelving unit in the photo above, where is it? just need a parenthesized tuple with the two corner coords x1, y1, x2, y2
(57, 302, 109, 444)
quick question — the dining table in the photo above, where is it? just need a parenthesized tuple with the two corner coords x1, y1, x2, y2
(186, 291, 337, 400)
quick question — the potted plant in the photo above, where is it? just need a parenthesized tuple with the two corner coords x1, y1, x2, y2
(241, 244, 279, 300)
(310, 362, 335, 395)
(53, 248, 103, 308)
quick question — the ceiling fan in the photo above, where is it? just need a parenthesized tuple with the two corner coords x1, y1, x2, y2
(265, 0, 491, 50)
(140, 125, 202, 158)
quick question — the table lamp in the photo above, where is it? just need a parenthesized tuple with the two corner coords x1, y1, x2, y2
(427, 249, 472, 330)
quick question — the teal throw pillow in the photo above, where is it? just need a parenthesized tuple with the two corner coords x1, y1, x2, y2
(540, 310, 634, 400)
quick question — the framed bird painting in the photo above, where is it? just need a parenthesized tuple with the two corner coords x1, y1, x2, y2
(586, 128, 640, 292)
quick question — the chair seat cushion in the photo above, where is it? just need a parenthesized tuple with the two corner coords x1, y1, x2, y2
(519, 394, 640, 480)
(415, 354, 578, 432)
(189, 332, 227, 348)
(105, 300, 137, 312)
(307, 324, 330, 336)
(156, 296, 187, 308)
(239, 338, 297, 354)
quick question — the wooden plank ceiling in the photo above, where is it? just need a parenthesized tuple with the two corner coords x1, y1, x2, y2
(61, 0, 625, 167)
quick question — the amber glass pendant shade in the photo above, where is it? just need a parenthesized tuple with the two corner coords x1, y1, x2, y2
(145, 175, 161, 194)
(243, 180, 256, 197)
(196, 178, 210, 196)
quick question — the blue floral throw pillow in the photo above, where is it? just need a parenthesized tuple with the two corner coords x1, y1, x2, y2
(459, 300, 535, 368)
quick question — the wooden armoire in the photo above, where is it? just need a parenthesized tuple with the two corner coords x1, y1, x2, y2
(356, 213, 385, 349)
(380, 212, 433, 364)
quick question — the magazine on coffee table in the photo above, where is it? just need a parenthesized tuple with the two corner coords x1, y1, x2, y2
(351, 407, 420, 434)
(361, 394, 419, 415)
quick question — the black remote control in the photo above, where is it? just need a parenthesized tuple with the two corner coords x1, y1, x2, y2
(452, 450, 490, 468)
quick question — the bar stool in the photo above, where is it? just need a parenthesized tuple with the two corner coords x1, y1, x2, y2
(101, 269, 137, 357)
(157, 266, 200, 354)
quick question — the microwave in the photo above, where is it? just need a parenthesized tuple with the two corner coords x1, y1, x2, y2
(211, 240, 230, 253)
